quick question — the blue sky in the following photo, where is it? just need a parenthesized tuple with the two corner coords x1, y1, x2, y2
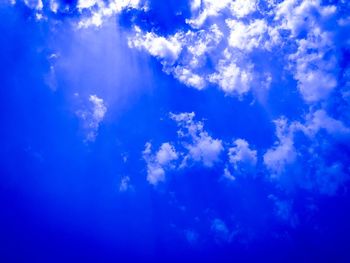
(1, 0, 350, 262)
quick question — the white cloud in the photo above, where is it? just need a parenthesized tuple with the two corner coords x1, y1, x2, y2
(222, 167, 236, 181)
(77, 0, 98, 9)
(156, 143, 179, 165)
(302, 110, 350, 137)
(89, 94, 107, 124)
(23, 0, 43, 10)
(142, 113, 223, 175)
(226, 19, 268, 51)
(128, 27, 182, 65)
(76, 94, 107, 142)
(228, 139, 257, 171)
(187, 0, 233, 28)
(129, 7, 278, 97)
(173, 67, 206, 90)
(289, 29, 338, 102)
(209, 61, 252, 95)
(190, 0, 201, 12)
(275, 0, 336, 36)
(295, 69, 337, 102)
(263, 118, 297, 177)
(187, 0, 257, 28)
(143, 142, 178, 185)
(230, 0, 257, 18)
(264, 109, 350, 179)
(125, 0, 342, 104)
(77, 0, 144, 28)
(170, 112, 223, 167)
(273, 0, 339, 103)
(129, 24, 222, 90)
(169, 111, 196, 124)
(186, 132, 224, 167)
(49, 0, 59, 13)
(185, 24, 223, 68)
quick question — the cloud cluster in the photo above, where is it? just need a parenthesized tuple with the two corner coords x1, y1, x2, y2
(264, 109, 350, 194)
(14, 0, 350, 197)
(129, 1, 350, 197)
(10, 0, 350, 231)
(144, 106, 350, 197)
(128, 0, 349, 104)
(170, 112, 224, 167)
(143, 112, 257, 185)
(228, 139, 257, 173)
(143, 112, 224, 185)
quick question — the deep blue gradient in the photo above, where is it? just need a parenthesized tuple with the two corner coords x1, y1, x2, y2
(1, 1, 350, 262)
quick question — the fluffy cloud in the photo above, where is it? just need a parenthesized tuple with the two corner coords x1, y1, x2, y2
(170, 112, 223, 167)
(156, 142, 179, 165)
(23, 0, 43, 10)
(221, 138, 257, 181)
(187, 0, 233, 28)
(187, 0, 257, 27)
(303, 110, 350, 137)
(275, 0, 336, 36)
(76, 94, 107, 142)
(128, 17, 263, 96)
(288, 30, 338, 102)
(128, 27, 183, 64)
(142, 112, 265, 186)
(173, 67, 206, 90)
(143, 142, 178, 185)
(209, 61, 252, 95)
(264, 109, 350, 193)
(228, 139, 257, 172)
(230, 0, 257, 18)
(226, 19, 268, 51)
(129, 24, 223, 89)
(222, 167, 236, 181)
(263, 118, 297, 177)
(186, 134, 223, 167)
(141, 107, 342, 196)
(77, 0, 145, 28)
(264, 108, 350, 178)
(77, 0, 98, 9)
(125, 0, 346, 107)
(142, 112, 227, 185)
(274, 0, 339, 103)
(127, 1, 275, 96)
